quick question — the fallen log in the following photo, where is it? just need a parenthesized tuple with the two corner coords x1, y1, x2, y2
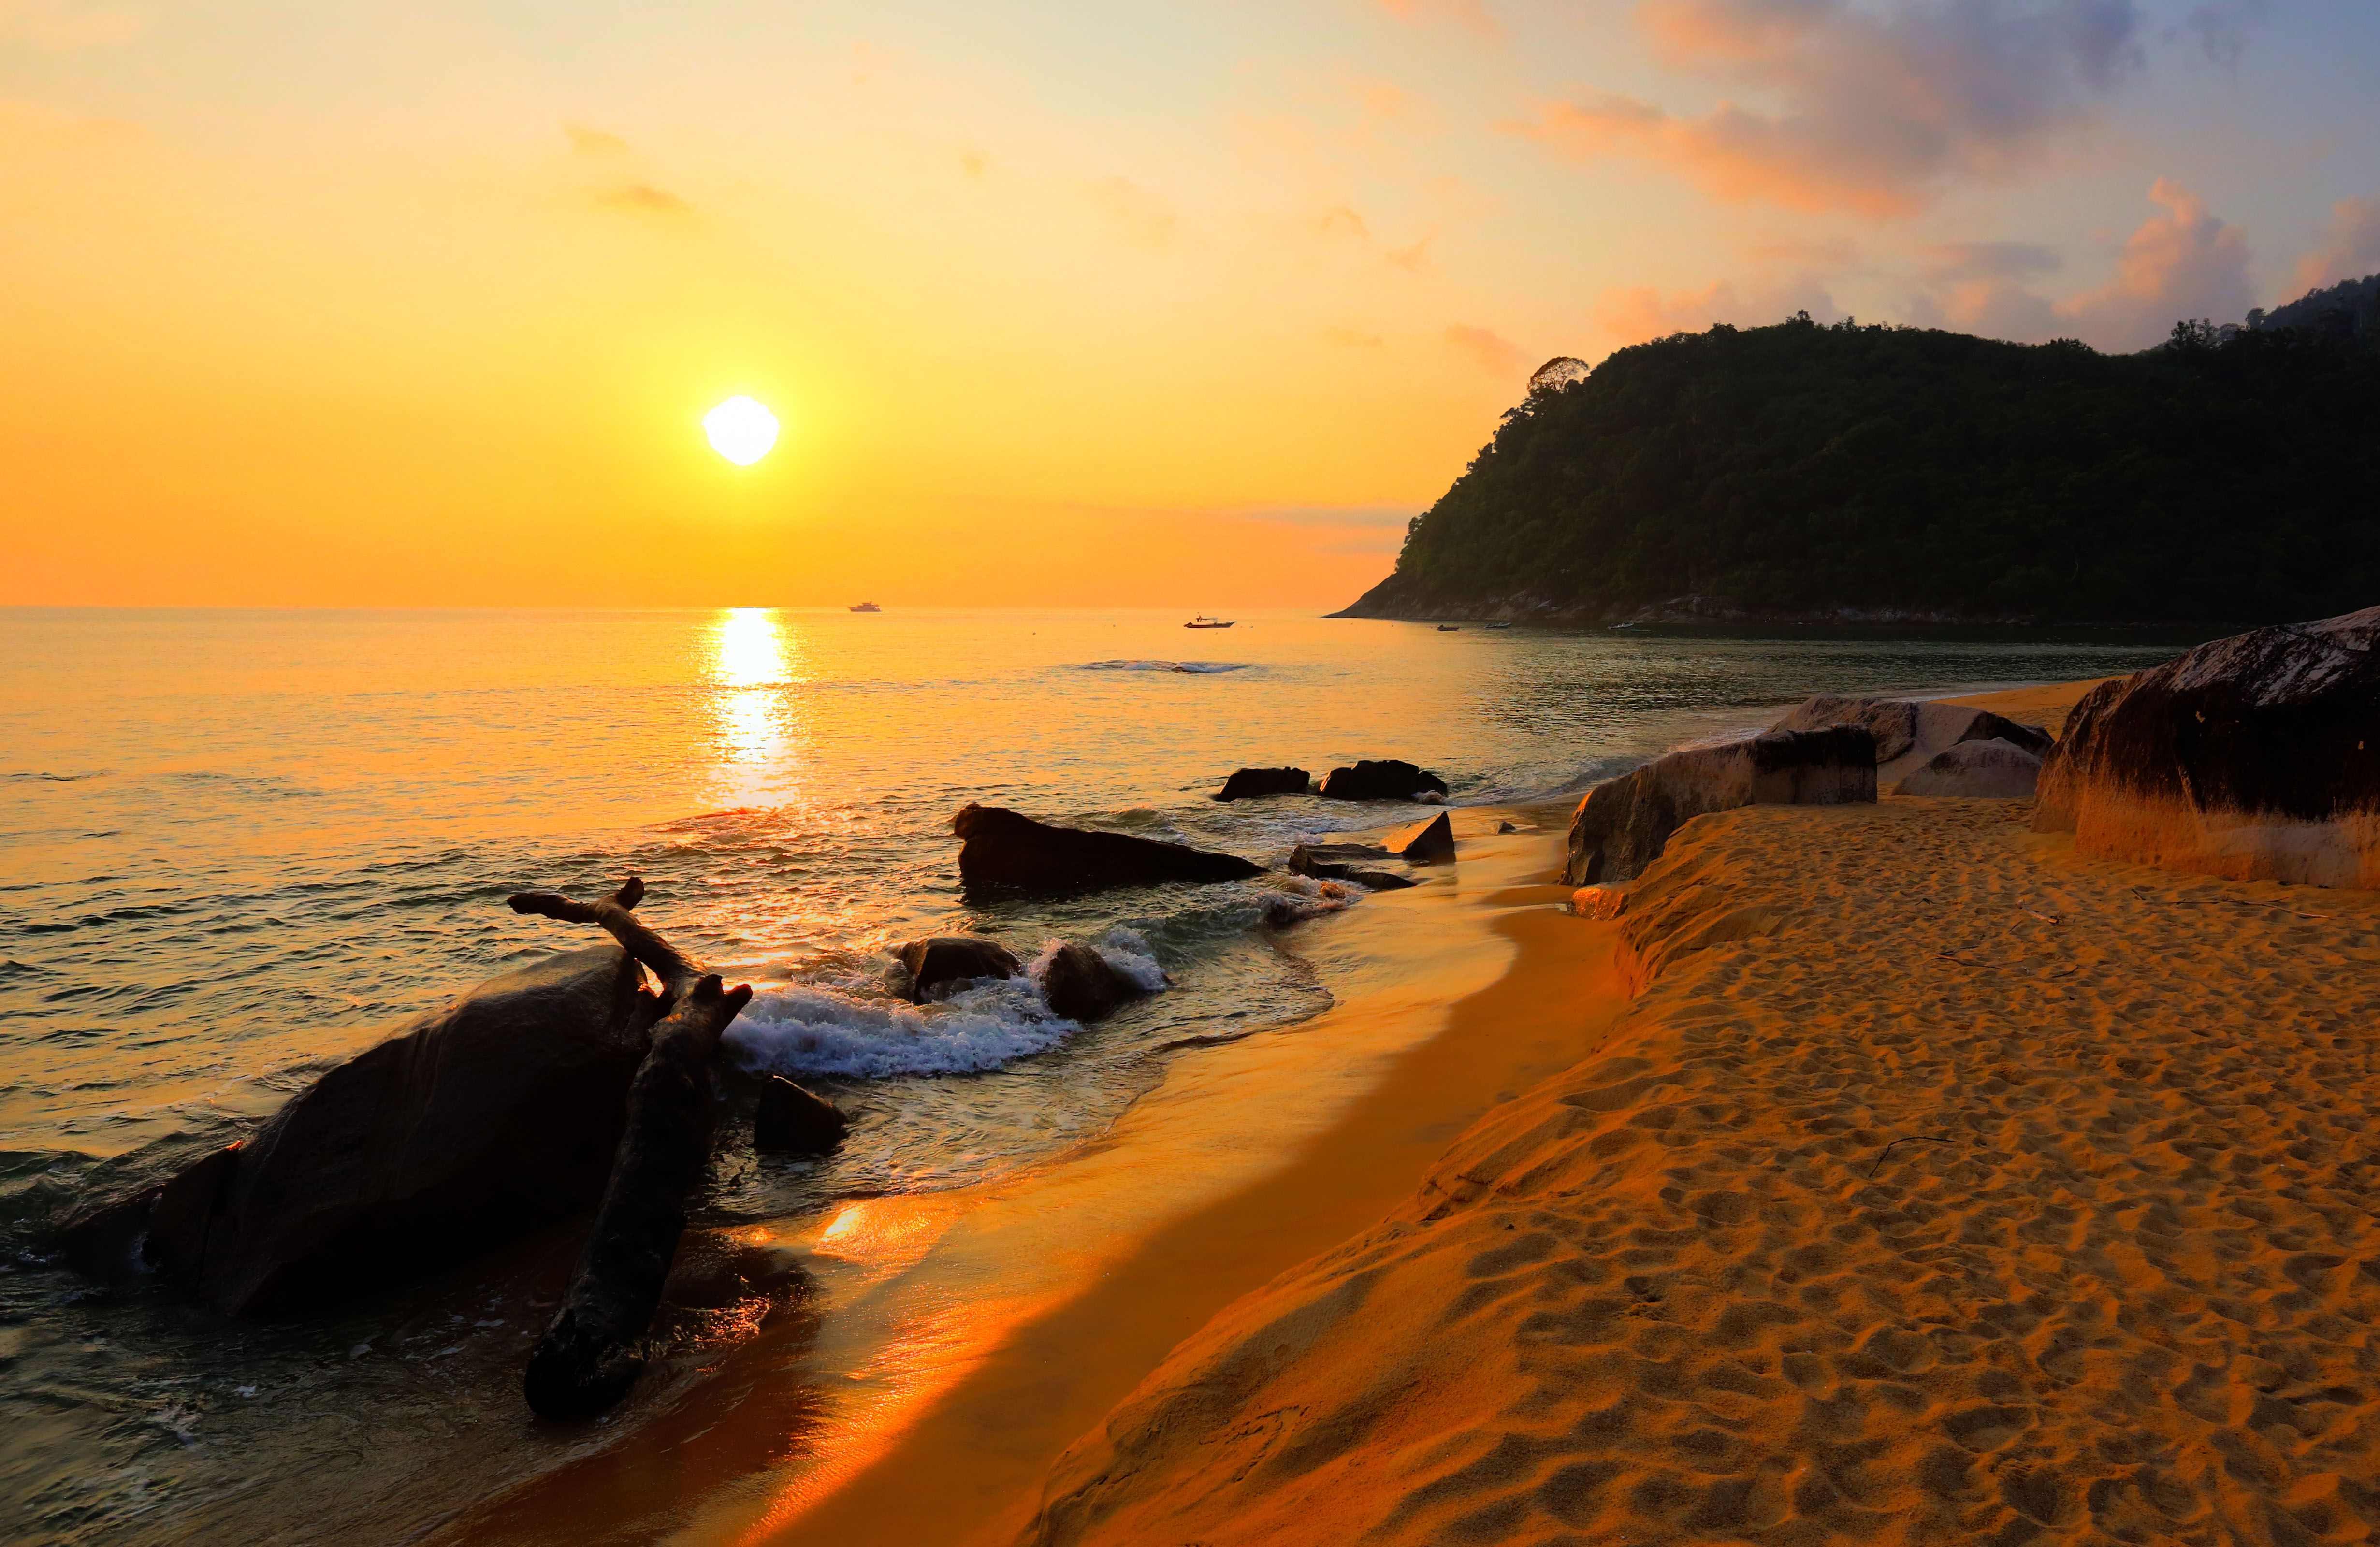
(508, 878, 754, 1419)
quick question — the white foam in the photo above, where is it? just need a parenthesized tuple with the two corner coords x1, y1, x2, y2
(725, 979, 1079, 1080)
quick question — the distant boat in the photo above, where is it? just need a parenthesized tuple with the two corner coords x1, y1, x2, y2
(1486, 622, 1513, 630)
(1184, 615, 1235, 629)
(849, 602, 882, 613)
(1437, 624, 1462, 632)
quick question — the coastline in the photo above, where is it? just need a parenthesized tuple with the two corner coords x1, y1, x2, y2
(1015, 680, 2380, 1545)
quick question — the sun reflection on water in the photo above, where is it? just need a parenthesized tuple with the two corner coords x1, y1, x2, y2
(709, 608, 804, 803)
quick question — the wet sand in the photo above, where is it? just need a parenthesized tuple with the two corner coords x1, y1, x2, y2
(1017, 682, 2380, 1545)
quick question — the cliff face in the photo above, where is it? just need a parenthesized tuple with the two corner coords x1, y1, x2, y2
(1336, 303, 2380, 627)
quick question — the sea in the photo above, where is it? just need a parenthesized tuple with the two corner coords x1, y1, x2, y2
(0, 606, 2205, 1542)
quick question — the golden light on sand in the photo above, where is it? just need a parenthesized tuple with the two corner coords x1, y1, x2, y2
(703, 395, 780, 465)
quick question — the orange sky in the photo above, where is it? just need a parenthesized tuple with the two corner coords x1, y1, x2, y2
(4, 1, 2377, 607)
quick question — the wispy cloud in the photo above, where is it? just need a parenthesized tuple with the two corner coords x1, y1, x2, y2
(564, 123, 630, 158)
(2294, 194, 2380, 293)
(1443, 322, 1528, 374)
(1514, 0, 2146, 215)
(595, 183, 692, 215)
(1083, 177, 1178, 248)
(0, 0, 148, 50)
(1594, 273, 1840, 348)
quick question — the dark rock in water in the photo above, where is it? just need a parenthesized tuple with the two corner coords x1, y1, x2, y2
(1385, 812, 1455, 863)
(1287, 843, 1418, 891)
(2035, 606, 2380, 886)
(1040, 942, 1158, 1023)
(1316, 760, 1450, 802)
(753, 1076, 848, 1155)
(1894, 738, 2042, 798)
(892, 934, 1021, 1001)
(59, 945, 657, 1317)
(1497, 820, 1518, 833)
(661, 1229, 809, 1312)
(1770, 694, 2052, 787)
(1215, 767, 1311, 801)
(954, 804, 1263, 893)
(1562, 726, 1876, 885)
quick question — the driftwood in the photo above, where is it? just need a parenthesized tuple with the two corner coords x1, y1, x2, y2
(508, 878, 753, 1419)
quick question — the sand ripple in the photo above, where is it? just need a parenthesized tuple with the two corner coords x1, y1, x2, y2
(1026, 796, 2380, 1546)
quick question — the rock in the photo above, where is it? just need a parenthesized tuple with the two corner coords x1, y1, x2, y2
(892, 934, 1021, 1001)
(1384, 812, 1455, 863)
(1570, 885, 1628, 920)
(1215, 767, 1311, 801)
(1316, 760, 1450, 802)
(1040, 942, 1157, 1023)
(1287, 843, 1418, 891)
(60, 945, 658, 1317)
(2035, 607, 2380, 887)
(954, 804, 1263, 892)
(753, 1076, 848, 1155)
(1770, 694, 2052, 787)
(1562, 726, 1876, 885)
(1496, 820, 1519, 833)
(660, 1229, 809, 1312)
(1893, 737, 2043, 798)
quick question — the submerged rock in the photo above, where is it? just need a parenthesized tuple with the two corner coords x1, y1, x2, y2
(1384, 812, 1456, 864)
(892, 934, 1022, 1000)
(753, 1076, 849, 1155)
(2035, 606, 2380, 887)
(1316, 760, 1450, 802)
(1894, 738, 2043, 798)
(60, 945, 658, 1316)
(953, 804, 1263, 892)
(1287, 842, 1417, 891)
(1040, 942, 1159, 1023)
(1562, 727, 1876, 885)
(1215, 767, 1311, 801)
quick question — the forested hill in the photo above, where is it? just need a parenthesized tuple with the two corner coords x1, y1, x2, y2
(1335, 298, 2380, 626)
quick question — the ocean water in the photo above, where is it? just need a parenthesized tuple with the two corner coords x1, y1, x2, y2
(0, 606, 2202, 1541)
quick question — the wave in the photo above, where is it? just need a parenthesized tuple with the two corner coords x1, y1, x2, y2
(724, 926, 1173, 1080)
(1076, 660, 1249, 674)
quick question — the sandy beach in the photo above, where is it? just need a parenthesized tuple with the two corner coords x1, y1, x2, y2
(999, 680, 2380, 1546)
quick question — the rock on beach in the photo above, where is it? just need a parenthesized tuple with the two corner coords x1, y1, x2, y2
(1561, 725, 1875, 885)
(953, 804, 1263, 892)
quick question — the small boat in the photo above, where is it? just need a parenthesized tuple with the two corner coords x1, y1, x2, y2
(1486, 622, 1513, 630)
(849, 602, 881, 613)
(1184, 615, 1235, 629)
(1437, 624, 1462, 632)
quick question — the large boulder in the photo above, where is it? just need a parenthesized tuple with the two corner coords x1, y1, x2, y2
(1562, 727, 1876, 885)
(1771, 694, 2051, 787)
(953, 804, 1263, 892)
(1316, 760, 1449, 802)
(1214, 767, 1310, 801)
(2035, 607, 2380, 887)
(1040, 942, 1159, 1023)
(892, 934, 1021, 1000)
(1894, 738, 2043, 798)
(1384, 812, 1455, 863)
(1287, 843, 1417, 891)
(59, 945, 658, 1316)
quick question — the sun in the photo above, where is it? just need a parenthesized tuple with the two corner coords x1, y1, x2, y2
(703, 396, 780, 465)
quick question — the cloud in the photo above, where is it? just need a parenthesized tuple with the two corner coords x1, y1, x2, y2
(594, 183, 692, 215)
(1323, 324, 1385, 348)
(1084, 177, 1177, 248)
(1443, 323, 1529, 374)
(2052, 177, 2249, 346)
(1514, 0, 2144, 214)
(2294, 195, 2380, 292)
(958, 145, 989, 179)
(1594, 274, 1840, 349)
(0, 0, 147, 49)
(1375, 0, 1498, 37)
(2173, 0, 2267, 67)
(1241, 505, 1415, 529)
(564, 124, 630, 158)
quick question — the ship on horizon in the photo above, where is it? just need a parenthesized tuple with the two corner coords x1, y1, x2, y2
(849, 601, 882, 613)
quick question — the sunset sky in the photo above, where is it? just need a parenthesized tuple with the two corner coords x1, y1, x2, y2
(6, 0, 2378, 608)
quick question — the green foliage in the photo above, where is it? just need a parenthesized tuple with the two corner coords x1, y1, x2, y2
(1367, 314, 2380, 622)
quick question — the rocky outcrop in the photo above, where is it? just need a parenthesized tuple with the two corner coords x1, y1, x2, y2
(1040, 943, 1159, 1023)
(2035, 607, 2380, 887)
(1384, 812, 1455, 863)
(1214, 767, 1311, 801)
(60, 945, 659, 1316)
(1287, 843, 1417, 891)
(1770, 694, 2051, 787)
(1316, 761, 1450, 802)
(1893, 738, 2043, 798)
(753, 1076, 848, 1155)
(1562, 727, 1875, 885)
(892, 935, 1021, 1000)
(953, 804, 1263, 892)
(1570, 884, 1628, 921)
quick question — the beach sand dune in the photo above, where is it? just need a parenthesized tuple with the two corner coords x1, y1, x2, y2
(1025, 795, 2380, 1546)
